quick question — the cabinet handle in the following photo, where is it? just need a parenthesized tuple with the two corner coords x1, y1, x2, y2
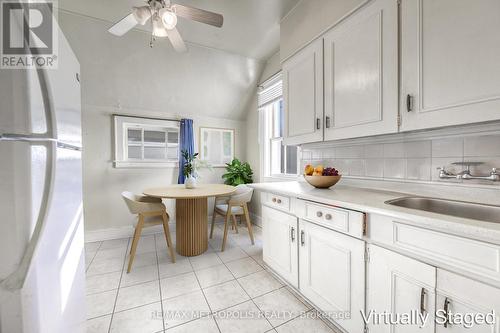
(420, 288, 427, 315)
(316, 118, 321, 130)
(443, 297, 451, 328)
(325, 214, 332, 220)
(316, 211, 323, 218)
(325, 116, 331, 128)
(272, 197, 277, 203)
(277, 199, 282, 204)
(300, 230, 305, 246)
(290, 227, 295, 242)
(406, 94, 413, 112)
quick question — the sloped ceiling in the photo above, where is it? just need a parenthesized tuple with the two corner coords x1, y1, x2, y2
(58, 0, 298, 120)
(59, 0, 299, 61)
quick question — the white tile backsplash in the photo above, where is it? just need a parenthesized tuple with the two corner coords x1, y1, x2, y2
(406, 158, 431, 181)
(405, 141, 431, 158)
(383, 143, 406, 158)
(301, 130, 500, 186)
(464, 135, 500, 157)
(384, 159, 406, 179)
(432, 137, 464, 157)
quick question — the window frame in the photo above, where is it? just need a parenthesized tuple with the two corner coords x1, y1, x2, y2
(113, 115, 180, 168)
(259, 98, 300, 181)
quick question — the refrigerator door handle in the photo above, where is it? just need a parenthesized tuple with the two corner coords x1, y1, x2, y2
(0, 68, 56, 140)
(0, 141, 55, 291)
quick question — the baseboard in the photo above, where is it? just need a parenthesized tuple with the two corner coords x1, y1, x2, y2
(85, 224, 166, 243)
(85, 214, 262, 243)
(250, 213, 262, 227)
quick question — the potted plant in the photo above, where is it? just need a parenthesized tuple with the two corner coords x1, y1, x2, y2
(222, 159, 253, 186)
(181, 150, 199, 188)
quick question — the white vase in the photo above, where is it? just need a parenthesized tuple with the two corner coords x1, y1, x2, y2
(185, 175, 197, 189)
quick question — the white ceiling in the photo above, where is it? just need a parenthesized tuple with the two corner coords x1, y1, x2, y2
(59, 0, 300, 60)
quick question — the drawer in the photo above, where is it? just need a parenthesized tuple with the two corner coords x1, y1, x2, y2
(369, 214, 500, 282)
(261, 192, 291, 212)
(297, 200, 365, 239)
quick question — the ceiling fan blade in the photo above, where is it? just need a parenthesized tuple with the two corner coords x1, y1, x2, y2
(166, 27, 187, 53)
(171, 4, 223, 28)
(108, 13, 137, 36)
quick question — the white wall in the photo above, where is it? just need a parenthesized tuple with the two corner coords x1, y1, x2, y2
(280, 0, 366, 60)
(58, 12, 261, 235)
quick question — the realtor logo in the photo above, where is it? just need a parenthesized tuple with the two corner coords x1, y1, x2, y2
(1, 0, 58, 68)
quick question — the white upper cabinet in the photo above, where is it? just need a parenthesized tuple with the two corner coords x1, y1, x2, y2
(262, 205, 298, 288)
(324, 0, 398, 140)
(283, 39, 324, 145)
(299, 220, 365, 333)
(367, 244, 436, 333)
(400, 0, 500, 131)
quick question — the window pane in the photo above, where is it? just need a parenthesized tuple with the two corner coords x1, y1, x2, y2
(272, 100, 283, 138)
(223, 132, 232, 156)
(166, 148, 178, 160)
(144, 130, 165, 144)
(271, 140, 282, 175)
(286, 145, 298, 174)
(127, 129, 142, 143)
(167, 131, 179, 144)
(127, 146, 142, 159)
(144, 146, 165, 159)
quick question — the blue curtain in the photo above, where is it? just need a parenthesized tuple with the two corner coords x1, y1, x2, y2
(177, 119, 194, 184)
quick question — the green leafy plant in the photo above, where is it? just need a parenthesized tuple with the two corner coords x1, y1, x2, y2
(181, 150, 199, 177)
(222, 159, 253, 186)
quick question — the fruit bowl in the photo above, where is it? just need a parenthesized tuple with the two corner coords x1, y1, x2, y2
(304, 175, 342, 189)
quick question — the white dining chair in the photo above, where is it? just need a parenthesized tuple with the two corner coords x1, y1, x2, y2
(122, 191, 175, 273)
(210, 184, 255, 251)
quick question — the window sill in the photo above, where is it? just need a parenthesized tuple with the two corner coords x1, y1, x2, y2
(113, 161, 179, 169)
(262, 175, 301, 183)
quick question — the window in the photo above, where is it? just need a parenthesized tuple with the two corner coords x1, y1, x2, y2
(114, 115, 179, 168)
(258, 73, 299, 178)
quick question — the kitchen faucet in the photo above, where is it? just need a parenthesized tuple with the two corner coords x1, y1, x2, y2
(437, 162, 500, 181)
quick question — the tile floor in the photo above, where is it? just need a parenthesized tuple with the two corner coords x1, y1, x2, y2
(85, 220, 340, 333)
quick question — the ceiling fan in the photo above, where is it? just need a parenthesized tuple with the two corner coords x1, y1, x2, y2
(108, 0, 224, 52)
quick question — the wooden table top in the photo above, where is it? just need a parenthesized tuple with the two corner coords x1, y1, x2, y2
(143, 184, 236, 199)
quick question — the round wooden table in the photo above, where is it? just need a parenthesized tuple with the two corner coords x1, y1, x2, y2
(143, 184, 235, 256)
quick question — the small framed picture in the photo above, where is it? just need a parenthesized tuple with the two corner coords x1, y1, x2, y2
(199, 127, 235, 167)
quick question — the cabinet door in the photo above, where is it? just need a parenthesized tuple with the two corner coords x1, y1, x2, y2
(299, 220, 365, 333)
(367, 245, 436, 333)
(262, 205, 298, 288)
(283, 39, 323, 145)
(401, 0, 500, 131)
(436, 269, 500, 333)
(323, 0, 398, 141)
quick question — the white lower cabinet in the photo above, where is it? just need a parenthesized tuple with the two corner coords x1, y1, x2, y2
(298, 219, 365, 333)
(262, 196, 500, 333)
(262, 205, 298, 288)
(436, 269, 500, 332)
(367, 244, 436, 333)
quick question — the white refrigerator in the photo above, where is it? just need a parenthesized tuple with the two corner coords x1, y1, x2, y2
(0, 19, 86, 333)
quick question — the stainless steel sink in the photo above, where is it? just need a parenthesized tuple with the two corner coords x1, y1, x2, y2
(385, 196, 500, 223)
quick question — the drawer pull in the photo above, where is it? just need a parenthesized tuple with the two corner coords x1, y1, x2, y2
(272, 197, 277, 203)
(277, 199, 282, 204)
(290, 227, 295, 242)
(325, 214, 332, 220)
(443, 297, 451, 328)
(420, 288, 427, 315)
(300, 230, 305, 246)
(316, 211, 323, 218)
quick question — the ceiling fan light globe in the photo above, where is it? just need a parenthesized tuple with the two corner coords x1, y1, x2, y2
(161, 10, 178, 30)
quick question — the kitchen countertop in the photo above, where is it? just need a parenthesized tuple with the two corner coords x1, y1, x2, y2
(249, 181, 500, 245)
